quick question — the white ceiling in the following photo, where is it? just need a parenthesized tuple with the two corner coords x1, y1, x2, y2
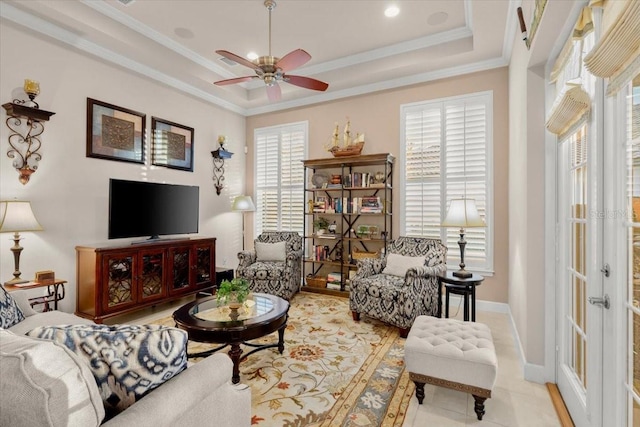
(1, 0, 518, 116)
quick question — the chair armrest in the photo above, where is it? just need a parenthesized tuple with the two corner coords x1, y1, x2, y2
(353, 257, 385, 280)
(404, 263, 447, 316)
(285, 249, 303, 264)
(405, 263, 447, 280)
(237, 250, 256, 270)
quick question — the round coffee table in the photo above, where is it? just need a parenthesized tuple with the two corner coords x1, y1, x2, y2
(173, 293, 289, 384)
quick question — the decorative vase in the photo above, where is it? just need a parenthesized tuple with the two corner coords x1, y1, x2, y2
(228, 301, 242, 320)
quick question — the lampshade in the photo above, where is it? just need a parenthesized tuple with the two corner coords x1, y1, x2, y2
(232, 195, 256, 212)
(441, 198, 485, 228)
(0, 201, 43, 232)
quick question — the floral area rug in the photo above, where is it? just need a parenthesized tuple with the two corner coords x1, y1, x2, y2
(153, 292, 413, 427)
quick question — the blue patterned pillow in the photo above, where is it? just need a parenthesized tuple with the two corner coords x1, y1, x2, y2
(26, 324, 187, 418)
(0, 286, 25, 329)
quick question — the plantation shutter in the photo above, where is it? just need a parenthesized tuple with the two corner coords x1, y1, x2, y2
(254, 122, 307, 236)
(402, 93, 492, 272)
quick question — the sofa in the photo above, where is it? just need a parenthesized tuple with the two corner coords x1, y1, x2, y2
(0, 288, 251, 427)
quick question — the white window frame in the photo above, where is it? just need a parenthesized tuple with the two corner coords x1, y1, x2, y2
(253, 121, 308, 237)
(399, 91, 494, 274)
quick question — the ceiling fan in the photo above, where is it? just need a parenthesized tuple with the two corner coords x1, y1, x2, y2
(214, 0, 329, 102)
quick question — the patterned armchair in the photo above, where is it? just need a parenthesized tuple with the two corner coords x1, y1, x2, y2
(237, 232, 303, 301)
(349, 237, 447, 337)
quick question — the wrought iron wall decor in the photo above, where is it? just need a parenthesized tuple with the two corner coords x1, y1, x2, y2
(2, 80, 55, 184)
(211, 136, 233, 195)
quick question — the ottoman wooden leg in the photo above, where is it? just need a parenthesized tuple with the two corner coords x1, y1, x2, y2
(472, 395, 487, 420)
(352, 311, 360, 321)
(413, 381, 425, 404)
(399, 327, 409, 338)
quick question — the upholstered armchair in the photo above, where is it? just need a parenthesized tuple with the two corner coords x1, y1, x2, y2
(349, 236, 447, 337)
(237, 232, 303, 301)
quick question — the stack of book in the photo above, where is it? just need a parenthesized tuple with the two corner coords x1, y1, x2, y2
(327, 272, 350, 291)
(359, 196, 383, 213)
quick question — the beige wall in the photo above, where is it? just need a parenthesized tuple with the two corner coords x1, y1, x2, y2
(0, 23, 247, 312)
(246, 67, 510, 304)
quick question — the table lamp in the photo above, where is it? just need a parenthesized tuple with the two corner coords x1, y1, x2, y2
(232, 195, 255, 251)
(441, 198, 485, 278)
(0, 200, 43, 285)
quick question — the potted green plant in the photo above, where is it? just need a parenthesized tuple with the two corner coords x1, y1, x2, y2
(313, 216, 330, 235)
(216, 278, 250, 308)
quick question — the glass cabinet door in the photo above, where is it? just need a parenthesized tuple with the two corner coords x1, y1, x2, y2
(102, 254, 136, 312)
(169, 246, 191, 293)
(139, 249, 166, 301)
(194, 244, 214, 288)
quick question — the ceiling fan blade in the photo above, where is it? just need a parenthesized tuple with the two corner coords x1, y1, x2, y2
(285, 75, 329, 92)
(214, 76, 258, 86)
(215, 50, 260, 70)
(276, 49, 312, 73)
(266, 83, 281, 102)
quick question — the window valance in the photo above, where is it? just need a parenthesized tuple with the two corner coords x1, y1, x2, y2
(545, 84, 591, 136)
(583, 0, 640, 81)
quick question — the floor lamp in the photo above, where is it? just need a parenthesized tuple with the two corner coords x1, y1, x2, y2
(232, 195, 255, 251)
(441, 198, 485, 278)
(0, 200, 43, 285)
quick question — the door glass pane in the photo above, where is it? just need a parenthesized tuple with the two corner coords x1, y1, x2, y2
(625, 74, 640, 427)
(567, 125, 588, 391)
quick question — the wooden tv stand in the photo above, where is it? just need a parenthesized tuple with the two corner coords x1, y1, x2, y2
(76, 237, 216, 323)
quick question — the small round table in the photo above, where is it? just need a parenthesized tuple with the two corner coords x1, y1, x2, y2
(173, 293, 289, 384)
(438, 271, 484, 322)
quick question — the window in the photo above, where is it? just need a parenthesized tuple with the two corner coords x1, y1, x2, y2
(400, 92, 493, 272)
(254, 122, 307, 236)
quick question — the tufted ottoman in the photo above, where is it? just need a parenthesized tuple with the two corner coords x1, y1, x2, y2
(404, 315, 497, 420)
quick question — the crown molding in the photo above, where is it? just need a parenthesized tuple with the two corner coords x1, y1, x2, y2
(245, 56, 508, 116)
(2, 3, 511, 118)
(245, 25, 474, 90)
(80, 0, 236, 80)
(0, 2, 246, 115)
(502, 0, 521, 63)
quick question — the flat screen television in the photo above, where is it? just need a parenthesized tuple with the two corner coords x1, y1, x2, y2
(109, 179, 199, 241)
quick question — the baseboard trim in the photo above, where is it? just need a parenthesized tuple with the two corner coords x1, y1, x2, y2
(546, 383, 575, 427)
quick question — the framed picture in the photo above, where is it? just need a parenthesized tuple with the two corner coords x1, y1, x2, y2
(151, 117, 194, 171)
(86, 98, 145, 164)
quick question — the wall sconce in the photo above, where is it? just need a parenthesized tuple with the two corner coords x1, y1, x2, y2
(211, 135, 234, 195)
(2, 80, 55, 185)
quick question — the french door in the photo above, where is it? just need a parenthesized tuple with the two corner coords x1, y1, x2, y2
(612, 73, 640, 427)
(556, 121, 604, 427)
(556, 72, 639, 427)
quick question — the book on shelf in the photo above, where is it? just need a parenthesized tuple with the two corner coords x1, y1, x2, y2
(327, 272, 342, 283)
(326, 282, 349, 291)
(312, 245, 330, 261)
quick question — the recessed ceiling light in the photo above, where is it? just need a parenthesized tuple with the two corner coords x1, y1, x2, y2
(427, 12, 449, 26)
(174, 27, 194, 39)
(247, 52, 259, 60)
(385, 5, 400, 18)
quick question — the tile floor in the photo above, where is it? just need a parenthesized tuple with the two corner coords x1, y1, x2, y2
(107, 295, 562, 427)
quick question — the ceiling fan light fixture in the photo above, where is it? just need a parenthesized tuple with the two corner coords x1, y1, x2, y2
(213, 0, 328, 101)
(247, 52, 259, 61)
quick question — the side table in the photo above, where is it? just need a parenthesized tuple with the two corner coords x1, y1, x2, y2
(4, 279, 67, 312)
(438, 271, 484, 322)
